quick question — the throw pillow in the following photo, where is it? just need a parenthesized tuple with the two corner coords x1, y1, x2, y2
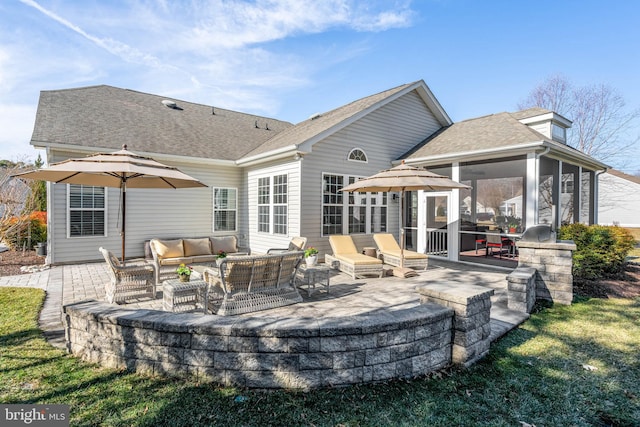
(184, 238, 212, 256)
(152, 239, 184, 258)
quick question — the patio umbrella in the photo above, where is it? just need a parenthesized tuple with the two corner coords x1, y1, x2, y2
(13, 145, 207, 262)
(341, 161, 470, 278)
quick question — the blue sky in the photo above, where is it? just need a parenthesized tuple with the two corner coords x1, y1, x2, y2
(2, 0, 639, 173)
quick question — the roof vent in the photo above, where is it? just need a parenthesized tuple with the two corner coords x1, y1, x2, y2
(162, 100, 178, 109)
(309, 112, 322, 120)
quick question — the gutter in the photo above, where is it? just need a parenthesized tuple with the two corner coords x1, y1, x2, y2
(235, 144, 300, 166)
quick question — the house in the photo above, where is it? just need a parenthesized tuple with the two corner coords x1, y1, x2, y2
(28, 80, 607, 267)
(598, 169, 640, 228)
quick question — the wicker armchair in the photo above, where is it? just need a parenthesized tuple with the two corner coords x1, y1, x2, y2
(99, 247, 156, 303)
(202, 251, 304, 316)
(325, 235, 383, 279)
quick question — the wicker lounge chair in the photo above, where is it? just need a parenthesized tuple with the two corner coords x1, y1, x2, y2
(373, 233, 428, 270)
(99, 247, 156, 303)
(267, 236, 307, 254)
(202, 251, 304, 316)
(325, 235, 383, 279)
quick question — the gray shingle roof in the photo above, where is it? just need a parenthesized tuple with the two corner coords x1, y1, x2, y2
(403, 111, 554, 159)
(241, 82, 416, 159)
(31, 85, 293, 160)
(509, 107, 553, 120)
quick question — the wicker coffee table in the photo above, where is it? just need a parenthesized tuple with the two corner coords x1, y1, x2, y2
(163, 279, 208, 312)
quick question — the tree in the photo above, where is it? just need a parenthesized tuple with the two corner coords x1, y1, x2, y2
(519, 75, 640, 167)
(23, 154, 47, 213)
(0, 157, 47, 249)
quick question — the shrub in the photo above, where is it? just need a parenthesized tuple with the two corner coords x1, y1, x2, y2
(3, 211, 47, 250)
(558, 223, 635, 280)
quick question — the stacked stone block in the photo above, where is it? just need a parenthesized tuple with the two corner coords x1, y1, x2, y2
(516, 240, 576, 305)
(417, 283, 494, 367)
(63, 300, 454, 390)
(506, 267, 537, 313)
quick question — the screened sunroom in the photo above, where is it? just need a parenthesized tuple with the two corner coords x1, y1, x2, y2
(401, 108, 607, 268)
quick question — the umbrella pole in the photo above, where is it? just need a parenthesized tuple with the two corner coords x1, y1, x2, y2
(393, 189, 417, 278)
(121, 181, 126, 263)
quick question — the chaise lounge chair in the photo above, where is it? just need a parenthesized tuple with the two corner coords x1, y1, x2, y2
(373, 233, 428, 270)
(267, 236, 307, 254)
(325, 235, 383, 279)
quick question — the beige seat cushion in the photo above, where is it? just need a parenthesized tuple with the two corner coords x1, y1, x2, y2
(152, 239, 184, 259)
(336, 253, 382, 265)
(183, 238, 212, 257)
(211, 236, 238, 254)
(373, 233, 401, 252)
(380, 249, 427, 260)
(329, 235, 359, 255)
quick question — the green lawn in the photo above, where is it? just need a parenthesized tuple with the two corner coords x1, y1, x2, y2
(1, 288, 639, 426)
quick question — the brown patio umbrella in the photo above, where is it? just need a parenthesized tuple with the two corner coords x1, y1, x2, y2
(341, 161, 470, 278)
(13, 145, 207, 261)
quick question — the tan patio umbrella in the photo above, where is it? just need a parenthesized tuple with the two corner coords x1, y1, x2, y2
(341, 161, 470, 278)
(13, 145, 207, 262)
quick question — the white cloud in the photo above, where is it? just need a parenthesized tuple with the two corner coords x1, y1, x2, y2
(0, 104, 39, 162)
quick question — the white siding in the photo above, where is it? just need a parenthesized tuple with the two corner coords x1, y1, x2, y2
(598, 173, 640, 228)
(528, 122, 551, 139)
(299, 90, 443, 258)
(48, 150, 245, 263)
(245, 159, 302, 254)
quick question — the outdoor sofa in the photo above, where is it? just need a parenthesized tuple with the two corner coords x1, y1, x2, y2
(202, 251, 305, 315)
(325, 235, 383, 279)
(373, 233, 428, 270)
(149, 236, 249, 285)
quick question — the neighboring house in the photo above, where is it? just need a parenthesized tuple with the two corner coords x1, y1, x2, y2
(598, 169, 640, 228)
(28, 81, 607, 266)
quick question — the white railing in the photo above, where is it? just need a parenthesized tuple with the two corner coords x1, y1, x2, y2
(426, 229, 447, 256)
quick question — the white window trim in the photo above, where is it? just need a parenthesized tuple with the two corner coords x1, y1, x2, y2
(257, 174, 288, 235)
(66, 185, 108, 239)
(213, 187, 238, 232)
(321, 172, 388, 236)
(347, 147, 368, 163)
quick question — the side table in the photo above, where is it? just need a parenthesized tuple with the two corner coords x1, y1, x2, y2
(163, 279, 208, 313)
(362, 247, 377, 258)
(295, 264, 330, 297)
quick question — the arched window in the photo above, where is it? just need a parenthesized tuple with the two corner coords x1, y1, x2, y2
(348, 148, 368, 163)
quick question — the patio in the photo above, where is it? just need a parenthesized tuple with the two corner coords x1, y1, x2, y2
(0, 258, 528, 349)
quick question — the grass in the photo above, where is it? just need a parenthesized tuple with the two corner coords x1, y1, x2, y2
(1, 288, 639, 426)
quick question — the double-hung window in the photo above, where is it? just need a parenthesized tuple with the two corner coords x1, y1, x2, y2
(257, 174, 287, 234)
(68, 185, 106, 237)
(213, 187, 237, 232)
(322, 173, 387, 235)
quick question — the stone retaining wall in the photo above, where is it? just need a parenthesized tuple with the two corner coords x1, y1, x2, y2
(63, 300, 455, 389)
(516, 240, 576, 305)
(417, 284, 494, 367)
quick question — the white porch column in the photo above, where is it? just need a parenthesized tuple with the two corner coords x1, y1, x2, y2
(450, 163, 460, 261)
(526, 153, 537, 228)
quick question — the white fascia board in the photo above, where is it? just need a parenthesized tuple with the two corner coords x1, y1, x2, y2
(519, 112, 572, 128)
(414, 81, 452, 126)
(235, 145, 300, 166)
(401, 140, 608, 171)
(31, 141, 236, 167)
(400, 142, 547, 166)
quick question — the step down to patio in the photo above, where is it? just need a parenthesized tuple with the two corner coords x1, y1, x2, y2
(489, 306, 530, 343)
